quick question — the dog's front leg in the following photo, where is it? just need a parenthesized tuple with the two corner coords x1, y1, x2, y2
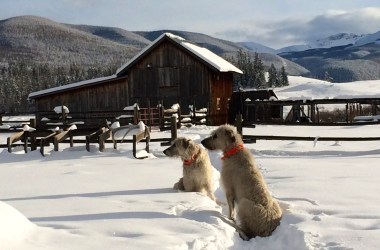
(226, 193, 235, 221)
(173, 177, 185, 190)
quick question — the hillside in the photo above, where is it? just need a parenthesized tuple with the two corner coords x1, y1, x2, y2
(0, 15, 140, 67)
(279, 43, 380, 82)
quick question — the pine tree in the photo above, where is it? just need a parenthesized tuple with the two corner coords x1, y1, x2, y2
(267, 64, 278, 88)
(279, 66, 289, 87)
(252, 53, 266, 89)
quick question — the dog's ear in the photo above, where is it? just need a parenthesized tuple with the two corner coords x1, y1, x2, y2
(226, 129, 236, 143)
(182, 138, 191, 149)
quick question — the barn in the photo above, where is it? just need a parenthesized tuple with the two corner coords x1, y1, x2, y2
(28, 33, 243, 126)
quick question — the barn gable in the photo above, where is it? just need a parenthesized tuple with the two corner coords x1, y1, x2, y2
(116, 33, 242, 77)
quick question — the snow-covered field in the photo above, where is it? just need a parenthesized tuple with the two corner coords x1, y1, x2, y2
(1, 77, 380, 249)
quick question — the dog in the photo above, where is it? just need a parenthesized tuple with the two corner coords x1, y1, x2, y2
(163, 137, 215, 201)
(201, 124, 282, 239)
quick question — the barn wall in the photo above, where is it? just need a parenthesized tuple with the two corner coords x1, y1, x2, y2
(35, 77, 129, 113)
(127, 40, 211, 114)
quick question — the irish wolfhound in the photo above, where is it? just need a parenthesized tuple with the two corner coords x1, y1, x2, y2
(163, 137, 215, 201)
(201, 124, 282, 239)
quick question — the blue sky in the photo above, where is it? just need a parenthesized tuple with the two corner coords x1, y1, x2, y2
(1, 0, 380, 48)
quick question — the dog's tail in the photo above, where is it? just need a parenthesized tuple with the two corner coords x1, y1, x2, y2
(217, 214, 250, 241)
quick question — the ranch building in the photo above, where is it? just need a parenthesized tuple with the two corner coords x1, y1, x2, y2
(28, 33, 243, 127)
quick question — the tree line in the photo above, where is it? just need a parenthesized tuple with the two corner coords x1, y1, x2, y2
(0, 62, 118, 113)
(228, 50, 289, 90)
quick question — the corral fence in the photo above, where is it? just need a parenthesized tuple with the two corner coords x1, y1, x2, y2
(233, 113, 380, 144)
(231, 97, 380, 126)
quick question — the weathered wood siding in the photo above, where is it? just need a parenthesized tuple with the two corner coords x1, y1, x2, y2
(35, 77, 129, 113)
(126, 40, 211, 113)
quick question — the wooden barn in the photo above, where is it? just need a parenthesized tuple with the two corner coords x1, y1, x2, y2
(28, 33, 242, 126)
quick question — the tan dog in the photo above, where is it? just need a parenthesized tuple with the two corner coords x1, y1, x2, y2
(201, 124, 282, 239)
(163, 137, 215, 201)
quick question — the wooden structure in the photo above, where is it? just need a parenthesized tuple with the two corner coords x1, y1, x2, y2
(228, 89, 280, 124)
(28, 33, 242, 127)
(241, 98, 380, 125)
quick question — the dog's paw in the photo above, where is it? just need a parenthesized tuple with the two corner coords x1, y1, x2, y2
(173, 182, 185, 191)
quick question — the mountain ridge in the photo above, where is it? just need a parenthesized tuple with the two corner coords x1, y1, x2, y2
(0, 15, 308, 76)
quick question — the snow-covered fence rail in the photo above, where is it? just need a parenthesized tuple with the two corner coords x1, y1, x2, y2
(40, 131, 60, 156)
(0, 115, 36, 132)
(85, 127, 108, 152)
(7, 131, 28, 153)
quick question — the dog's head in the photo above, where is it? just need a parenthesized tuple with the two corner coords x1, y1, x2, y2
(201, 124, 241, 152)
(163, 137, 197, 159)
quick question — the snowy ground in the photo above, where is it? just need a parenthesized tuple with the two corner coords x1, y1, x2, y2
(1, 123, 380, 250)
(2, 77, 380, 249)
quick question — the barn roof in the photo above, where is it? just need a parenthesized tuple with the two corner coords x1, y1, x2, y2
(28, 75, 119, 99)
(116, 33, 243, 76)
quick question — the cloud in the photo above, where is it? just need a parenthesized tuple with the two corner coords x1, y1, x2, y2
(215, 7, 380, 49)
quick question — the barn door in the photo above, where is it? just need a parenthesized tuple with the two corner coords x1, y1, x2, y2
(210, 74, 233, 125)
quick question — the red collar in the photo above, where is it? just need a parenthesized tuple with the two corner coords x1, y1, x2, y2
(183, 154, 197, 166)
(221, 144, 244, 160)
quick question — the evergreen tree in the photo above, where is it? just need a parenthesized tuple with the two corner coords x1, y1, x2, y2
(267, 63, 278, 88)
(252, 53, 266, 89)
(279, 66, 289, 86)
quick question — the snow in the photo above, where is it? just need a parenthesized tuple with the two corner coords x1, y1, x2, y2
(275, 76, 380, 100)
(53, 106, 70, 114)
(2, 77, 380, 249)
(180, 41, 243, 74)
(278, 33, 363, 53)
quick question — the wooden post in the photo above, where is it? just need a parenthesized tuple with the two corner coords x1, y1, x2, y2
(177, 108, 182, 129)
(346, 103, 349, 123)
(171, 116, 177, 141)
(372, 101, 377, 116)
(134, 105, 139, 124)
(29, 118, 36, 128)
(310, 104, 315, 123)
(62, 105, 66, 125)
(235, 114, 243, 136)
(0, 113, 2, 125)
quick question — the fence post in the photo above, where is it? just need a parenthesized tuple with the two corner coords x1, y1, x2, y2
(235, 114, 243, 136)
(171, 116, 177, 141)
(29, 118, 36, 128)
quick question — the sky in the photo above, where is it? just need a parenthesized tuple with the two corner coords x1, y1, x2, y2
(1, 0, 380, 48)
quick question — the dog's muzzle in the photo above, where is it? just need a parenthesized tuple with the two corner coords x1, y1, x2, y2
(201, 137, 214, 150)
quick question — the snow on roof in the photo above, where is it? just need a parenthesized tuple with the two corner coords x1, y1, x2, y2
(116, 33, 243, 75)
(181, 41, 243, 73)
(28, 75, 117, 99)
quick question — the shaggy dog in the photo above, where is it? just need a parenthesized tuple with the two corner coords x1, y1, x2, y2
(163, 137, 215, 201)
(201, 124, 282, 239)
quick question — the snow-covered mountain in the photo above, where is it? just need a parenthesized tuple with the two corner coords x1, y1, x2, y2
(277, 33, 364, 53)
(353, 30, 380, 47)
